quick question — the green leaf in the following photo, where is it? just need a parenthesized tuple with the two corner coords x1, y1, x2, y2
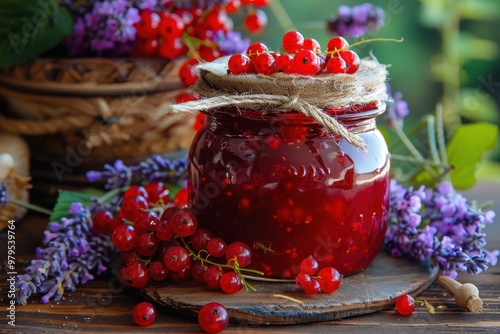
(419, 0, 448, 28)
(460, 88, 499, 123)
(459, 33, 499, 62)
(447, 123, 498, 189)
(0, 2, 73, 68)
(49, 190, 94, 222)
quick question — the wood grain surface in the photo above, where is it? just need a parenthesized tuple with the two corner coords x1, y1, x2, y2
(0, 181, 499, 333)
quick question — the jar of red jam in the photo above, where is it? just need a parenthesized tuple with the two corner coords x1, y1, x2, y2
(188, 101, 390, 278)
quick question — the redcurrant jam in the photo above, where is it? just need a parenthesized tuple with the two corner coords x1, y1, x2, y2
(188, 103, 390, 278)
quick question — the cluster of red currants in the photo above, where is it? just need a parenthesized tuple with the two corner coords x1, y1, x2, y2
(295, 257, 342, 295)
(228, 31, 361, 76)
(132, 0, 270, 87)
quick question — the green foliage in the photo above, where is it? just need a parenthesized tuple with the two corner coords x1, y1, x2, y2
(0, 0, 73, 68)
(446, 123, 498, 189)
(49, 190, 93, 222)
(459, 88, 499, 123)
(459, 0, 500, 21)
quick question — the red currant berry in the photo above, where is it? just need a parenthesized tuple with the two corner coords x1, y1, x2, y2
(228, 53, 253, 75)
(156, 218, 174, 241)
(339, 50, 360, 74)
(93, 210, 114, 235)
(203, 265, 224, 290)
(300, 257, 319, 276)
(136, 233, 159, 257)
(159, 37, 188, 59)
(149, 260, 169, 281)
(295, 272, 311, 290)
(112, 224, 137, 252)
(282, 30, 304, 54)
(168, 265, 192, 282)
(198, 44, 223, 62)
(173, 188, 189, 206)
(132, 302, 156, 327)
(396, 294, 416, 316)
(275, 54, 293, 73)
(316, 55, 326, 74)
(119, 259, 150, 288)
(135, 38, 159, 56)
(207, 238, 227, 257)
(144, 181, 170, 204)
(326, 36, 349, 57)
(135, 10, 160, 39)
(253, 52, 276, 75)
(191, 258, 208, 283)
(241, 0, 254, 5)
(195, 112, 207, 132)
(317, 267, 342, 293)
(246, 42, 268, 60)
(170, 209, 198, 237)
(119, 250, 138, 268)
(119, 196, 148, 222)
(220, 272, 243, 294)
(179, 58, 199, 86)
(303, 278, 321, 295)
(175, 91, 201, 104)
(198, 302, 229, 334)
(292, 49, 320, 75)
(253, 0, 270, 6)
(244, 9, 267, 32)
(202, 8, 233, 32)
(225, 0, 241, 13)
(326, 56, 347, 74)
(163, 245, 190, 272)
(302, 37, 321, 53)
(124, 185, 148, 201)
(190, 228, 214, 252)
(158, 13, 184, 38)
(226, 241, 252, 267)
(133, 211, 159, 235)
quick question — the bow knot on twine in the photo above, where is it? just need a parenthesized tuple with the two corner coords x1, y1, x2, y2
(160, 57, 388, 149)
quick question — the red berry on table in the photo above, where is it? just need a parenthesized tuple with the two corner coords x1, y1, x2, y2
(282, 30, 304, 54)
(135, 9, 160, 39)
(112, 224, 137, 252)
(133, 211, 159, 235)
(135, 38, 159, 56)
(326, 36, 349, 57)
(93, 210, 114, 235)
(119, 259, 150, 288)
(191, 259, 208, 283)
(295, 272, 311, 290)
(149, 260, 169, 281)
(168, 265, 192, 282)
(228, 53, 254, 75)
(136, 233, 159, 257)
(207, 238, 227, 257)
(203, 265, 224, 290)
(190, 228, 214, 252)
(246, 42, 268, 60)
(339, 50, 360, 74)
(144, 181, 170, 204)
(317, 267, 342, 293)
(226, 241, 252, 267)
(132, 302, 156, 327)
(316, 55, 326, 74)
(300, 257, 319, 276)
(253, 52, 276, 75)
(159, 37, 188, 59)
(220, 272, 243, 294)
(302, 38, 321, 53)
(396, 294, 416, 315)
(119, 195, 148, 221)
(173, 188, 189, 206)
(170, 208, 198, 237)
(292, 49, 320, 75)
(179, 58, 200, 87)
(156, 218, 174, 241)
(303, 278, 321, 295)
(326, 56, 347, 74)
(198, 302, 229, 334)
(244, 9, 267, 32)
(163, 245, 190, 272)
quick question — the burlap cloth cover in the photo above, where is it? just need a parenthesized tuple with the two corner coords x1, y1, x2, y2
(162, 57, 389, 149)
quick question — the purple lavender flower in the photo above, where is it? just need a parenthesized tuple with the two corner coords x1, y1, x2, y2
(385, 180, 499, 278)
(327, 3, 385, 37)
(15, 204, 114, 304)
(86, 155, 188, 189)
(0, 181, 8, 206)
(214, 30, 251, 55)
(385, 84, 410, 128)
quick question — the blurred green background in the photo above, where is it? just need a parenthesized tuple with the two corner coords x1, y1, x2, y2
(235, 0, 500, 178)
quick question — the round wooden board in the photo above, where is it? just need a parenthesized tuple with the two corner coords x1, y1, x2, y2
(117, 252, 438, 325)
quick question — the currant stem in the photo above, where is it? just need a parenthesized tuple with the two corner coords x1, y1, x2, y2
(273, 294, 305, 306)
(6, 197, 53, 215)
(348, 37, 404, 49)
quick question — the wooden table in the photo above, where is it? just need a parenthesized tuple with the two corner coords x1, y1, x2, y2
(1, 181, 499, 333)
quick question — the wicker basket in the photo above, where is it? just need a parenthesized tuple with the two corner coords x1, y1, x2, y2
(0, 58, 195, 202)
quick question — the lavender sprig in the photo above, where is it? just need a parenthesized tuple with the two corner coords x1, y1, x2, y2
(15, 203, 114, 305)
(86, 154, 188, 190)
(327, 3, 385, 38)
(385, 180, 499, 279)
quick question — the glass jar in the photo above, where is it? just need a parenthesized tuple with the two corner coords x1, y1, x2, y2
(188, 102, 390, 278)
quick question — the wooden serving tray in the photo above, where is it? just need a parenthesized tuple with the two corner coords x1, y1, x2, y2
(118, 252, 438, 325)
